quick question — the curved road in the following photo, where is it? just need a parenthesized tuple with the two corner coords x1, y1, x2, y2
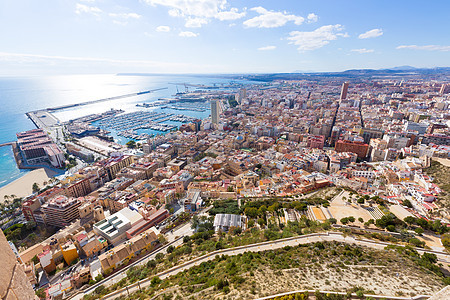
(99, 231, 450, 300)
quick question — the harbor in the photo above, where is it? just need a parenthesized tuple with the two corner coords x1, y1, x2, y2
(95, 110, 201, 141)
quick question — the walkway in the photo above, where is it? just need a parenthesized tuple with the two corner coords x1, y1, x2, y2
(95, 232, 450, 300)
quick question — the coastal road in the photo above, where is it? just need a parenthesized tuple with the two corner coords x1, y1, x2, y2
(98, 231, 450, 300)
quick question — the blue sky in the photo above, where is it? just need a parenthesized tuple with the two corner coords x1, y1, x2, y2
(0, 0, 449, 75)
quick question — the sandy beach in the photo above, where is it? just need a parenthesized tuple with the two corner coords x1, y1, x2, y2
(0, 168, 57, 203)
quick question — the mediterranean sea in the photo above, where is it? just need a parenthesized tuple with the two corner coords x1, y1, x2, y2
(0, 74, 248, 188)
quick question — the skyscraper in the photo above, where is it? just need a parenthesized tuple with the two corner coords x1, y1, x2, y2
(340, 82, 349, 100)
(211, 99, 220, 124)
(440, 83, 450, 94)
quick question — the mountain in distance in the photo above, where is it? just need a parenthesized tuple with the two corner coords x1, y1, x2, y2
(385, 65, 418, 71)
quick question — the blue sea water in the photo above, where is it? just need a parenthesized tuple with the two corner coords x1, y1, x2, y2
(0, 74, 246, 188)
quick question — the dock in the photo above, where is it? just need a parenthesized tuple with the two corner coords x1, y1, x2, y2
(45, 87, 168, 112)
(0, 142, 15, 148)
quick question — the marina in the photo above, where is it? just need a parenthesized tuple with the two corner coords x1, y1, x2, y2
(94, 110, 201, 140)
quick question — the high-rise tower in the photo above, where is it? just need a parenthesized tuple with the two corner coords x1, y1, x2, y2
(340, 82, 349, 100)
(211, 100, 220, 124)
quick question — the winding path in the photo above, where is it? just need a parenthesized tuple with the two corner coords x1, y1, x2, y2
(94, 231, 450, 300)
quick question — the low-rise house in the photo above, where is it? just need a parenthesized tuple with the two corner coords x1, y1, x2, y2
(98, 229, 158, 274)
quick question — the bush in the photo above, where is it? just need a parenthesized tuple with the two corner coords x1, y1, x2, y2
(94, 285, 105, 295)
(409, 238, 425, 248)
(35, 288, 46, 299)
(155, 253, 164, 261)
(151, 276, 162, 286)
(415, 227, 424, 235)
(340, 217, 349, 225)
(95, 274, 104, 283)
(167, 245, 175, 253)
(232, 227, 242, 235)
(386, 225, 396, 232)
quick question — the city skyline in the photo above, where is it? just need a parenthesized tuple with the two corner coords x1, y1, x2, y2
(1, 0, 450, 75)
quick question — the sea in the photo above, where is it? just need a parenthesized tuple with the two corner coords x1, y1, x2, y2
(0, 74, 250, 188)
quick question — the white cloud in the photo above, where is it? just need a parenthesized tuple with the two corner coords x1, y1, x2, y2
(258, 46, 276, 51)
(351, 48, 374, 53)
(145, 0, 226, 18)
(144, 0, 245, 27)
(216, 8, 246, 21)
(156, 26, 171, 32)
(185, 17, 209, 28)
(396, 45, 450, 51)
(307, 13, 318, 23)
(109, 12, 141, 19)
(75, 3, 102, 16)
(244, 6, 305, 28)
(358, 28, 383, 39)
(287, 24, 346, 51)
(179, 31, 198, 37)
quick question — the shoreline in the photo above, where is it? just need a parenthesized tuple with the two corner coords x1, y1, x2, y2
(0, 168, 57, 203)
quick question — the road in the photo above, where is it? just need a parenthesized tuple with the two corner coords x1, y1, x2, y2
(98, 231, 450, 300)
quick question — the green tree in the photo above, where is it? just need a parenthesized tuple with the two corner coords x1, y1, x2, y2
(32, 183, 40, 193)
(415, 227, 424, 235)
(402, 199, 413, 208)
(126, 140, 136, 148)
(340, 217, 349, 225)
(95, 274, 104, 283)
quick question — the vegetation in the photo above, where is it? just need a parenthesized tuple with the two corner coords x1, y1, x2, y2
(126, 140, 136, 149)
(228, 95, 239, 108)
(209, 199, 240, 216)
(193, 151, 218, 162)
(3, 221, 36, 242)
(32, 182, 40, 193)
(386, 244, 448, 283)
(424, 160, 450, 208)
(97, 241, 447, 299)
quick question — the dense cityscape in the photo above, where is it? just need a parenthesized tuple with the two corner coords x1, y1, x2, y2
(2, 1, 450, 300)
(1, 69, 450, 300)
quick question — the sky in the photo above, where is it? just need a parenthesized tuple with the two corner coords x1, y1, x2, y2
(0, 0, 449, 75)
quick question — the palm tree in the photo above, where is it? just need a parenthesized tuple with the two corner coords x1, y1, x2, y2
(3, 195, 9, 202)
(10, 194, 17, 200)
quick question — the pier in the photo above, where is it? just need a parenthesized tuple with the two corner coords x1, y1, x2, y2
(45, 87, 168, 112)
(0, 142, 15, 148)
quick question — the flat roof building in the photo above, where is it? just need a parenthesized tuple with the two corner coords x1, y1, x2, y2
(40, 195, 82, 228)
(93, 207, 143, 244)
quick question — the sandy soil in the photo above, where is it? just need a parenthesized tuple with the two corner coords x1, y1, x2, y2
(0, 168, 56, 202)
(418, 233, 446, 252)
(328, 191, 373, 224)
(434, 158, 450, 167)
(167, 261, 444, 299)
